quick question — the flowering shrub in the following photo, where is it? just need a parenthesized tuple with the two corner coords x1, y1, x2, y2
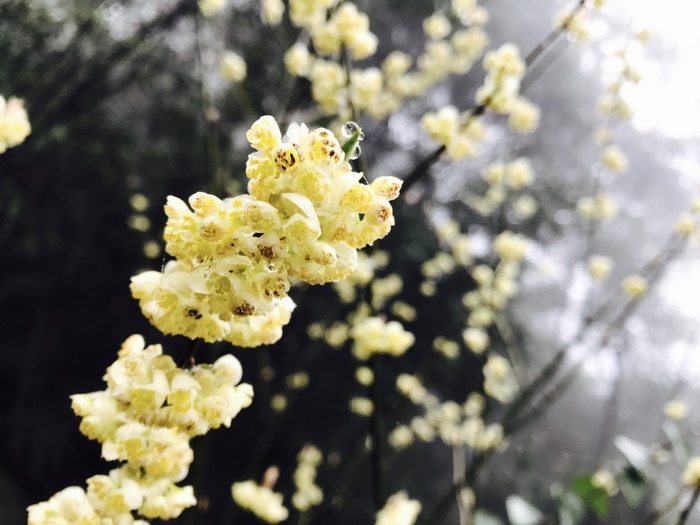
(5, 0, 700, 524)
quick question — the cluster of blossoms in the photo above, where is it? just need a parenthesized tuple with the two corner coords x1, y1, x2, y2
(460, 232, 527, 346)
(620, 274, 648, 298)
(587, 254, 614, 280)
(284, 0, 489, 121)
(553, 0, 609, 44)
(577, 191, 617, 221)
(28, 335, 253, 524)
(198, 0, 226, 17)
(422, 39, 540, 161)
(482, 354, 518, 403)
(682, 457, 700, 488)
(591, 32, 651, 183)
(350, 316, 415, 360)
(220, 51, 247, 83)
(375, 492, 422, 525)
(475, 44, 540, 131)
(332, 250, 390, 303)
(389, 375, 505, 451)
(591, 469, 619, 496)
(131, 116, 401, 346)
(470, 158, 537, 217)
(417, 220, 473, 298)
(232, 470, 289, 524)
(292, 445, 324, 511)
(0, 95, 31, 153)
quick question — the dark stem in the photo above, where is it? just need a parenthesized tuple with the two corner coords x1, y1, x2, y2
(178, 338, 202, 368)
(642, 486, 685, 525)
(369, 353, 387, 510)
(677, 486, 700, 525)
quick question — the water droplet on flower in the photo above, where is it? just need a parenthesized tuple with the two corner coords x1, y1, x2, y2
(342, 121, 361, 137)
(349, 144, 362, 160)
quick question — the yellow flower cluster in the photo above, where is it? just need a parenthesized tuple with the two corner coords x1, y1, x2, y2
(620, 274, 648, 298)
(350, 317, 415, 360)
(220, 51, 247, 83)
(232, 479, 289, 523)
(591, 470, 618, 496)
(577, 191, 617, 221)
(285, 2, 489, 120)
(392, 376, 504, 450)
(261, 0, 285, 26)
(0, 95, 31, 153)
(483, 354, 518, 403)
(131, 116, 401, 346)
(476, 44, 539, 132)
(683, 457, 700, 487)
(587, 255, 614, 280)
(333, 250, 389, 303)
(28, 335, 253, 524)
(375, 491, 422, 525)
(421, 106, 485, 160)
(198, 0, 226, 17)
(460, 250, 523, 333)
(292, 445, 324, 511)
(471, 159, 536, 216)
(421, 40, 540, 159)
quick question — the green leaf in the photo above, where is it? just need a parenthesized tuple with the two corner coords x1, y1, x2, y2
(614, 435, 650, 473)
(506, 495, 543, 525)
(474, 509, 505, 525)
(571, 476, 609, 517)
(341, 129, 362, 161)
(619, 465, 647, 507)
(551, 484, 585, 525)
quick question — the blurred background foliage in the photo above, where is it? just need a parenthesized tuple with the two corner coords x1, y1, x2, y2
(2, 1, 700, 524)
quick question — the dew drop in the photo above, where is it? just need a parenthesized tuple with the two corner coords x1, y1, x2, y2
(349, 144, 362, 160)
(342, 121, 361, 137)
(358, 131, 366, 141)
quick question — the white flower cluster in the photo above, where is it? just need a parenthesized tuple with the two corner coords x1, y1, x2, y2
(292, 445, 324, 511)
(390, 375, 504, 451)
(28, 335, 253, 524)
(232, 479, 289, 523)
(375, 491, 422, 525)
(0, 95, 31, 153)
(350, 316, 415, 360)
(131, 116, 401, 346)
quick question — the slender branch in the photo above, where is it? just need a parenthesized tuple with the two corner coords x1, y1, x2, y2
(523, 0, 587, 69)
(400, 0, 588, 194)
(642, 486, 685, 525)
(369, 354, 387, 509)
(677, 486, 700, 525)
(178, 338, 202, 368)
